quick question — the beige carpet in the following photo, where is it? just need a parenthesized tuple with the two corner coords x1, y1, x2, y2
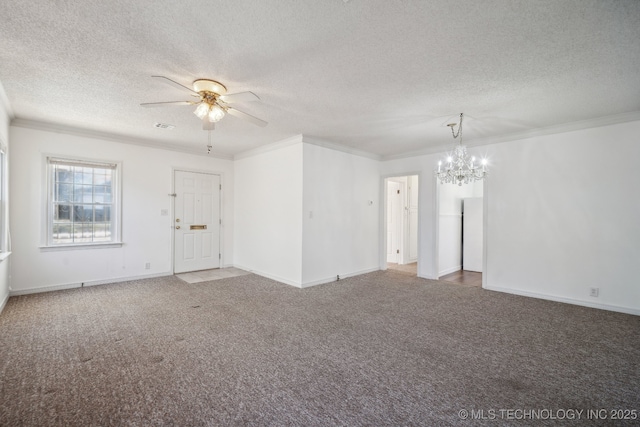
(1, 271, 639, 426)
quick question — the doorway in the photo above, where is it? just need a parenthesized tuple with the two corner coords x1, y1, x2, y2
(385, 175, 419, 275)
(437, 179, 484, 285)
(173, 170, 221, 273)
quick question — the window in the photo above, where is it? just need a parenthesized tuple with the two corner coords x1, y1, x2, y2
(46, 157, 121, 247)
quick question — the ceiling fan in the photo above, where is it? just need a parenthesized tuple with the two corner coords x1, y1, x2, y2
(141, 76, 267, 130)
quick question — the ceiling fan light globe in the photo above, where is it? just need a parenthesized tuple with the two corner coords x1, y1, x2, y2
(194, 103, 210, 119)
(208, 105, 226, 122)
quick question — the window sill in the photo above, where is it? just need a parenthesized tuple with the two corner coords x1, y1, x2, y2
(0, 251, 11, 262)
(39, 242, 124, 252)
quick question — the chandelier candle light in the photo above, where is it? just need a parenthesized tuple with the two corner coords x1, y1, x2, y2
(436, 113, 487, 186)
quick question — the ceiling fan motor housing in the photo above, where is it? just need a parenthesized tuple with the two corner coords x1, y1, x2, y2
(193, 79, 227, 95)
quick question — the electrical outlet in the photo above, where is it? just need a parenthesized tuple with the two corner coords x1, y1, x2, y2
(589, 287, 599, 297)
(145, 262, 151, 270)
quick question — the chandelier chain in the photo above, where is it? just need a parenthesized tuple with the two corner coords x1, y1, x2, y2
(450, 113, 463, 140)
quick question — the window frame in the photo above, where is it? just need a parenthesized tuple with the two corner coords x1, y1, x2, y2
(43, 155, 123, 250)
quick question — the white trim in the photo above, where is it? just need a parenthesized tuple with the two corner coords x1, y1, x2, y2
(482, 178, 488, 288)
(233, 134, 303, 160)
(302, 136, 381, 161)
(0, 251, 10, 261)
(438, 265, 462, 277)
(301, 267, 380, 288)
(11, 118, 233, 160)
(484, 285, 640, 317)
(382, 110, 640, 161)
(232, 264, 302, 288)
(39, 242, 124, 251)
(8, 272, 173, 296)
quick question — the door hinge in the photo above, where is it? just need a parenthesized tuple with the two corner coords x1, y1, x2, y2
(168, 193, 177, 197)
(219, 219, 222, 225)
(219, 184, 222, 190)
(219, 253, 221, 259)
(397, 189, 400, 194)
(396, 249, 400, 254)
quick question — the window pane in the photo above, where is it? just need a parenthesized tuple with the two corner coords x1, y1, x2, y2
(55, 166, 73, 183)
(83, 172, 93, 185)
(73, 185, 93, 203)
(94, 172, 108, 185)
(93, 223, 111, 242)
(93, 185, 111, 203)
(53, 224, 73, 244)
(55, 183, 73, 202)
(73, 205, 94, 222)
(55, 204, 72, 221)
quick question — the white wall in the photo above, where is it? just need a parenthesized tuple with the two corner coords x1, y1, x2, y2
(382, 119, 640, 315)
(484, 121, 640, 314)
(9, 125, 234, 294)
(234, 138, 304, 286)
(302, 143, 379, 286)
(0, 85, 10, 312)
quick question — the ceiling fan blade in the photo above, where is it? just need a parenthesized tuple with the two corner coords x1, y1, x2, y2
(203, 119, 215, 131)
(219, 91, 260, 104)
(151, 76, 199, 95)
(226, 107, 268, 127)
(140, 101, 195, 108)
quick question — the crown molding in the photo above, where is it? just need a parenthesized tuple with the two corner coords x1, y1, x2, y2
(382, 110, 640, 161)
(10, 118, 234, 160)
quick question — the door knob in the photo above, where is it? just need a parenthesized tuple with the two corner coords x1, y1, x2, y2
(176, 226, 181, 230)
(176, 218, 180, 222)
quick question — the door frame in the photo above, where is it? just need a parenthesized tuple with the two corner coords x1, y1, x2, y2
(380, 172, 422, 275)
(171, 167, 225, 274)
(434, 177, 488, 288)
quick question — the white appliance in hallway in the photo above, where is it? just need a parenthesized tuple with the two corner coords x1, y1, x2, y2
(462, 197, 483, 272)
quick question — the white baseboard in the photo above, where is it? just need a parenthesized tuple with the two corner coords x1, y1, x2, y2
(301, 267, 380, 288)
(232, 264, 302, 288)
(438, 265, 461, 277)
(9, 272, 173, 296)
(484, 285, 640, 316)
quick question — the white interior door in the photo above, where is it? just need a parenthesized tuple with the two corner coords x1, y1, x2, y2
(174, 171, 221, 273)
(462, 197, 483, 272)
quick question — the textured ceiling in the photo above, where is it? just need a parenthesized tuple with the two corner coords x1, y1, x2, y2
(1, 0, 639, 158)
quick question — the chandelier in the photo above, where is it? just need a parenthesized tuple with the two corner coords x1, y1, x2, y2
(436, 113, 487, 186)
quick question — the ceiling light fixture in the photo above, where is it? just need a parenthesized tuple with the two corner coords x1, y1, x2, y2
(193, 102, 226, 123)
(436, 113, 487, 186)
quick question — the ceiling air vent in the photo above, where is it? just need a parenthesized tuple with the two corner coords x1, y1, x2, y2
(154, 122, 175, 130)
